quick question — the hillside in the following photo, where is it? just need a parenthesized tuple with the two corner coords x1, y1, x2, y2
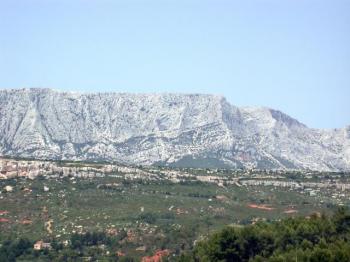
(0, 88, 349, 171)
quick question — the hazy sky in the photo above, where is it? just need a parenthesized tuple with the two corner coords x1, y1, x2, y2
(0, 0, 349, 129)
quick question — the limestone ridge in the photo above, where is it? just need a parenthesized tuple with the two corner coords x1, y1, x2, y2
(0, 88, 349, 171)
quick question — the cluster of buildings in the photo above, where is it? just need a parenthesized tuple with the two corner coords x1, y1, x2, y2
(240, 179, 350, 191)
(0, 157, 143, 180)
(33, 240, 52, 251)
(2, 157, 350, 204)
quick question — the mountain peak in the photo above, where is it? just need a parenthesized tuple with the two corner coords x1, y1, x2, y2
(0, 88, 348, 171)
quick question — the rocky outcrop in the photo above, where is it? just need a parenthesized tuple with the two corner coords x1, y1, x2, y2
(0, 88, 349, 171)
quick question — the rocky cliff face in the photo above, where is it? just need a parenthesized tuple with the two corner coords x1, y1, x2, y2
(0, 88, 349, 171)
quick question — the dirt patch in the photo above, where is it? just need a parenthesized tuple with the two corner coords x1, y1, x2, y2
(248, 204, 275, 211)
(284, 209, 298, 214)
(45, 219, 53, 234)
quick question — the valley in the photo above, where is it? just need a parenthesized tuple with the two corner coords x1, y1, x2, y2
(1, 157, 349, 261)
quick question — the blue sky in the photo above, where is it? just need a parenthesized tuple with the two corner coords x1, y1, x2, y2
(0, 0, 349, 129)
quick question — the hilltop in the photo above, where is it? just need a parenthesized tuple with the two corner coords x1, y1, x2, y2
(0, 88, 349, 171)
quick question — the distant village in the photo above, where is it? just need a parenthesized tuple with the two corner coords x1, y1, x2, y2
(1, 157, 350, 211)
(1, 157, 349, 195)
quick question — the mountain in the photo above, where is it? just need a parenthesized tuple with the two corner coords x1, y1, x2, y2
(0, 88, 349, 171)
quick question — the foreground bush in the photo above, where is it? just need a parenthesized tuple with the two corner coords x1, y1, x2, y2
(179, 208, 350, 262)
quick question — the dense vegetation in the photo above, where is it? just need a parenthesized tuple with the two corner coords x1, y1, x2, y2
(179, 207, 350, 262)
(1, 208, 350, 261)
(1, 169, 350, 261)
(0, 232, 136, 262)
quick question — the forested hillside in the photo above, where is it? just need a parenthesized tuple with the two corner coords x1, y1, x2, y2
(2, 208, 350, 261)
(179, 208, 350, 262)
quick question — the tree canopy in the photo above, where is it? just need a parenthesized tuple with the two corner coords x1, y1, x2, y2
(179, 208, 350, 262)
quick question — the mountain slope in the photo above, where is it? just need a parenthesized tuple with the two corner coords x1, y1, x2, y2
(0, 88, 349, 171)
